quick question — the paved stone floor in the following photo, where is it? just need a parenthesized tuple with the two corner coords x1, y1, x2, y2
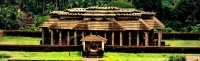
(186, 56, 200, 61)
(84, 58, 100, 61)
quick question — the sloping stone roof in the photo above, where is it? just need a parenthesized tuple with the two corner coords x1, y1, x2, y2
(80, 35, 107, 42)
(40, 20, 156, 30)
(144, 17, 165, 29)
(40, 7, 165, 30)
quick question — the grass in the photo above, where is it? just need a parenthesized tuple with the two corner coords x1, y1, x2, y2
(0, 51, 200, 61)
(104, 52, 169, 61)
(0, 36, 200, 61)
(165, 40, 200, 46)
(0, 36, 41, 45)
(103, 52, 200, 61)
(0, 36, 200, 46)
(0, 51, 83, 61)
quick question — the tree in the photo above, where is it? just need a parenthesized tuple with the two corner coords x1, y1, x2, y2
(0, 0, 21, 30)
(174, 0, 200, 32)
(107, 0, 135, 8)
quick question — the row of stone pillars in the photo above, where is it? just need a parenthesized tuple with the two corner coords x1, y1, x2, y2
(51, 30, 83, 45)
(41, 28, 86, 45)
(110, 31, 148, 46)
(110, 30, 162, 46)
(42, 28, 162, 46)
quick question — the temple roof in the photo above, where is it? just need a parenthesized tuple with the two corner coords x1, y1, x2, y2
(40, 20, 160, 30)
(40, 18, 164, 30)
(144, 17, 165, 29)
(40, 7, 165, 30)
(80, 35, 107, 42)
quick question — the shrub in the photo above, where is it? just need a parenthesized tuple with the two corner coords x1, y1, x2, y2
(163, 27, 176, 32)
(168, 55, 186, 61)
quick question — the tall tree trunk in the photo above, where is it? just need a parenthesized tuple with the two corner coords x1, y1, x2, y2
(56, 0, 58, 10)
(42, 0, 45, 12)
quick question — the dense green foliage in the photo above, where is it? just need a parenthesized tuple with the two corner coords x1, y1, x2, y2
(168, 55, 186, 61)
(0, 0, 200, 32)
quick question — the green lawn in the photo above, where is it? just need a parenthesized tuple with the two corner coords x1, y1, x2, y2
(1, 51, 200, 61)
(104, 52, 170, 61)
(165, 40, 200, 46)
(0, 36, 200, 47)
(0, 36, 41, 45)
(0, 51, 83, 61)
(0, 36, 200, 61)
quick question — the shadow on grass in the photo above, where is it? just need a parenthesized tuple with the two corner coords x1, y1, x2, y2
(0, 54, 11, 58)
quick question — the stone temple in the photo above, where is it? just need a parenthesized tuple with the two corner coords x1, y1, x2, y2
(40, 6, 165, 47)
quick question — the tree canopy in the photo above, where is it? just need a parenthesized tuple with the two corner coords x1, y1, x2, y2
(0, 0, 200, 32)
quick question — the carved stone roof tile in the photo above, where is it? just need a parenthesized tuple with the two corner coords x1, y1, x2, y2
(80, 35, 107, 42)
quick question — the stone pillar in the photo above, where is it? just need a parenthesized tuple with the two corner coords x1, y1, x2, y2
(42, 28, 45, 44)
(112, 31, 114, 46)
(104, 32, 107, 44)
(67, 31, 70, 45)
(102, 42, 104, 51)
(104, 32, 106, 38)
(82, 31, 85, 38)
(120, 31, 122, 46)
(50, 29, 54, 45)
(145, 32, 149, 46)
(59, 30, 62, 45)
(150, 29, 154, 40)
(90, 31, 92, 35)
(129, 31, 131, 46)
(158, 29, 162, 46)
(74, 31, 77, 45)
(137, 31, 139, 46)
(82, 41, 85, 51)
